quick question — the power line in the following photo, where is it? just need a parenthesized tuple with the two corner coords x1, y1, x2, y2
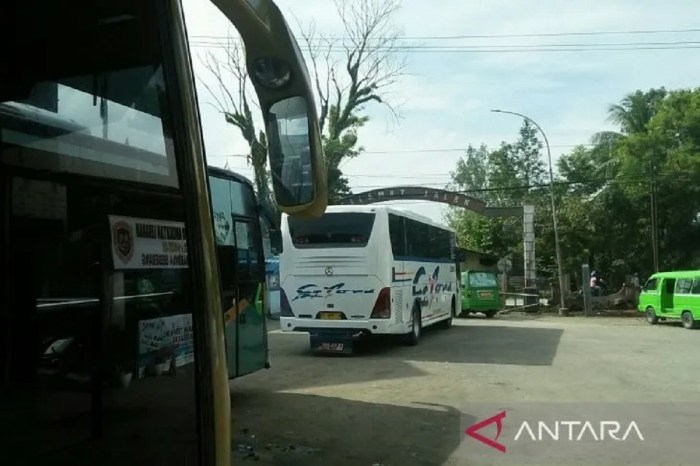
(398, 27, 700, 40)
(190, 39, 700, 49)
(189, 27, 700, 42)
(361, 144, 593, 154)
(189, 41, 700, 53)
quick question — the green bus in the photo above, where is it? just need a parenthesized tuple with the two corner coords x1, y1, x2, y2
(1, 1, 327, 465)
(639, 271, 700, 329)
(459, 270, 502, 318)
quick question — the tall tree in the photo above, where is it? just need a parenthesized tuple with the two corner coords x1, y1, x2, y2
(300, 0, 407, 202)
(511, 120, 546, 194)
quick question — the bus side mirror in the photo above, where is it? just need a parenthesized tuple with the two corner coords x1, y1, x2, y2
(212, 0, 328, 217)
(266, 96, 318, 209)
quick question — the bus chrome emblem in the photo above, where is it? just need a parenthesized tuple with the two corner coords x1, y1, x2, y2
(325, 266, 334, 276)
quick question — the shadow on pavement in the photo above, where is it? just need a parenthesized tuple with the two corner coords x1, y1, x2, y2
(352, 324, 564, 366)
(253, 330, 430, 391)
(413, 325, 563, 366)
(231, 390, 471, 466)
(253, 321, 563, 393)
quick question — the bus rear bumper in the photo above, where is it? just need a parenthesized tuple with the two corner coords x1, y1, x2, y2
(280, 317, 399, 335)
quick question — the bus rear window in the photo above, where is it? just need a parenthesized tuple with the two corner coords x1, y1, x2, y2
(288, 213, 375, 248)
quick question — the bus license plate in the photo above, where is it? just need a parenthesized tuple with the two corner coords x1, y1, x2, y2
(318, 342, 344, 352)
(478, 291, 493, 298)
(319, 312, 342, 320)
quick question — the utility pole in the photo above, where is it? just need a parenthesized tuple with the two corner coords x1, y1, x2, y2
(650, 161, 659, 272)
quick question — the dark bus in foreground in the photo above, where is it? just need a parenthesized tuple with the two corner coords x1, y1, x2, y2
(0, 0, 327, 465)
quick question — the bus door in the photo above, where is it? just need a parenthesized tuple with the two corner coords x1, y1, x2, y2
(230, 214, 267, 376)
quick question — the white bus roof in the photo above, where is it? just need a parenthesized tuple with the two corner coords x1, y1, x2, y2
(284, 204, 455, 233)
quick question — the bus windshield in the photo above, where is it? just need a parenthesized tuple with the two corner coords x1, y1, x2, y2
(288, 212, 375, 248)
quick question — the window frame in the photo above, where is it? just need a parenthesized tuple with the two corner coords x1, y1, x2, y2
(691, 279, 700, 295)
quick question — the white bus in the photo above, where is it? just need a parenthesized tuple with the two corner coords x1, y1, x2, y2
(279, 205, 459, 351)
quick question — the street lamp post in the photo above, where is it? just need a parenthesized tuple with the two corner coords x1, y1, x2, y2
(491, 109, 567, 315)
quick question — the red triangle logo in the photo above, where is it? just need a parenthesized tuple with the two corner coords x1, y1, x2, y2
(465, 410, 507, 453)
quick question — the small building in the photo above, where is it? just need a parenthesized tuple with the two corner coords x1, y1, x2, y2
(459, 248, 498, 272)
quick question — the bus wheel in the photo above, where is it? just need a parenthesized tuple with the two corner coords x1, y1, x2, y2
(682, 311, 698, 329)
(441, 299, 455, 329)
(484, 310, 496, 319)
(404, 306, 422, 346)
(645, 307, 658, 325)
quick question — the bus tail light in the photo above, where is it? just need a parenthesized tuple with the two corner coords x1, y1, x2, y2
(280, 288, 294, 317)
(370, 287, 391, 319)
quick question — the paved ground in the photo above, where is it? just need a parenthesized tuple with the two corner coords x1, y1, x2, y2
(230, 314, 700, 466)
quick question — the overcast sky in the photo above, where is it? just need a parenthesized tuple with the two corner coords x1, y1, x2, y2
(182, 0, 700, 225)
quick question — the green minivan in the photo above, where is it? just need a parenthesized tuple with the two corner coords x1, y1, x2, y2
(639, 270, 700, 329)
(460, 270, 502, 318)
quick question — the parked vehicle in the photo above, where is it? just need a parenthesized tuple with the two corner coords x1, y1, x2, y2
(459, 270, 502, 318)
(639, 271, 700, 329)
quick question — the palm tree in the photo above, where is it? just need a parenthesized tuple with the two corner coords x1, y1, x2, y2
(606, 88, 667, 135)
(589, 87, 668, 167)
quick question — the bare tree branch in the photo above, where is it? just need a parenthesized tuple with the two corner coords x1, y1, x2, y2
(294, 0, 407, 201)
(328, 0, 406, 136)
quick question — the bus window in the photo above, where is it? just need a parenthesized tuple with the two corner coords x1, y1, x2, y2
(288, 212, 375, 248)
(388, 213, 406, 256)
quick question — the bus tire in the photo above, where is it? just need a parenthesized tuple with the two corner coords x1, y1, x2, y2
(484, 310, 496, 319)
(440, 298, 456, 329)
(681, 311, 698, 329)
(645, 307, 658, 325)
(404, 305, 422, 346)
